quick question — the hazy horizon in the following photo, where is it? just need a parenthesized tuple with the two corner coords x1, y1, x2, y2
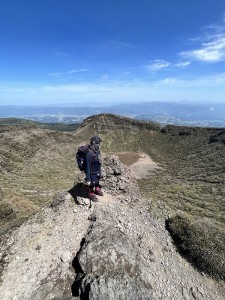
(0, 100, 225, 107)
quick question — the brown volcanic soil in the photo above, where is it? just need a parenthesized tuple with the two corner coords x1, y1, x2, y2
(115, 151, 162, 179)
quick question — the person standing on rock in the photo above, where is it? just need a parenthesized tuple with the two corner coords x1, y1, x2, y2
(85, 135, 103, 202)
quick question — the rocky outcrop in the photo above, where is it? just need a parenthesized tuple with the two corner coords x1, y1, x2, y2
(101, 154, 139, 197)
(0, 154, 224, 300)
(73, 224, 153, 300)
(70, 154, 140, 205)
(69, 155, 154, 299)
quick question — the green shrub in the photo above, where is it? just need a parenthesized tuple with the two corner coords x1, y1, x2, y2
(0, 201, 14, 220)
(166, 214, 225, 280)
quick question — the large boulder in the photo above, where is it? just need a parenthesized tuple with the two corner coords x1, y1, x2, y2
(73, 224, 154, 300)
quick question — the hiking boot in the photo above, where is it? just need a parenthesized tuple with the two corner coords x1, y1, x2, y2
(88, 192, 98, 202)
(94, 187, 103, 196)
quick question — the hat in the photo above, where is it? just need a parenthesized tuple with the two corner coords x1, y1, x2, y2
(90, 135, 102, 144)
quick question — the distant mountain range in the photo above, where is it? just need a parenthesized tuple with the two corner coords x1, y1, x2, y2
(0, 102, 225, 127)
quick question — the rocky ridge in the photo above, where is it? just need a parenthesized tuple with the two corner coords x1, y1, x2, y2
(0, 155, 224, 299)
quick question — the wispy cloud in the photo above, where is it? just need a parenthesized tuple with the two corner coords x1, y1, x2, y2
(68, 69, 89, 74)
(146, 16, 225, 69)
(47, 72, 63, 78)
(152, 72, 225, 87)
(1, 73, 225, 104)
(174, 61, 191, 67)
(223, 13, 225, 23)
(179, 17, 225, 63)
(180, 37, 225, 62)
(145, 59, 190, 72)
(145, 60, 170, 72)
(47, 69, 89, 78)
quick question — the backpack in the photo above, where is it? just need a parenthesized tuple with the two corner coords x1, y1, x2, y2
(76, 144, 90, 171)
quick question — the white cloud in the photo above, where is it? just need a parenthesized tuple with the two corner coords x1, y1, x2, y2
(145, 60, 170, 72)
(174, 61, 191, 67)
(179, 16, 225, 63)
(153, 78, 179, 86)
(1, 72, 225, 104)
(68, 69, 89, 74)
(145, 60, 190, 71)
(152, 72, 225, 88)
(180, 37, 225, 62)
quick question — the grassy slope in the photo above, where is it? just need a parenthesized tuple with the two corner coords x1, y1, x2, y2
(139, 126, 225, 223)
(1, 114, 225, 279)
(0, 124, 82, 233)
(74, 114, 225, 224)
(78, 116, 224, 218)
(74, 114, 225, 279)
(166, 214, 225, 280)
(138, 126, 225, 280)
(0, 117, 79, 131)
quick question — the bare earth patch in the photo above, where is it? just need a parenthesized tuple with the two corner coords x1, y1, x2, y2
(115, 151, 162, 179)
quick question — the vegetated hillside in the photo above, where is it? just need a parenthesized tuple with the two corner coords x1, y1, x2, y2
(1, 114, 224, 279)
(75, 114, 225, 280)
(0, 114, 161, 234)
(0, 123, 80, 234)
(144, 125, 225, 222)
(74, 113, 225, 221)
(0, 117, 79, 131)
(75, 113, 161, 153)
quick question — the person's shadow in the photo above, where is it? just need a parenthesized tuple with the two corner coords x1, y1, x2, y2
(68, 182, 89, 205)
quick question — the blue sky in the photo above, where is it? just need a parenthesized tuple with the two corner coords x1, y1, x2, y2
(0, 0, 225, 105)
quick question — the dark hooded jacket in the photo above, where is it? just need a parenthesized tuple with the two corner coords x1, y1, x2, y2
(85, 144, 102, 183)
